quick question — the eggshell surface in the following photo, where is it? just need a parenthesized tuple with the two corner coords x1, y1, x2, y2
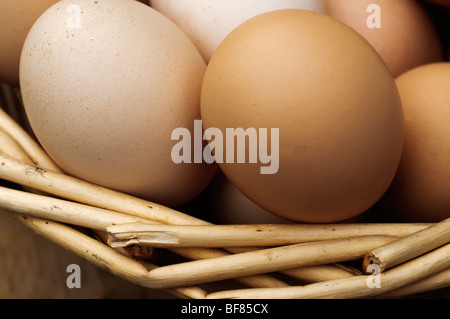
(20, 0, 217, 207)
(325, 0, 444, 77)
(201, 10, 404, 223)
(150, 0, 325, 62)
(382, 63, 450, 222)
(209, 173, 293, 224)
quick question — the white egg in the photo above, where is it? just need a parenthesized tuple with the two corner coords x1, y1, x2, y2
(149, 0, 325, 62)
(209, 173, 293, 224)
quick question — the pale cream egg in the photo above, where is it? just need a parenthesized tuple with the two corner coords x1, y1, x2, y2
(20, 0, 217, 208)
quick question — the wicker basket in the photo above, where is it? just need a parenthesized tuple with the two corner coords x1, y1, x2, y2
(0, 83, 449, 300)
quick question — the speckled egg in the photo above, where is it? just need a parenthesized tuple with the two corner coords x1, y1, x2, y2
(20, 0, 217, 207)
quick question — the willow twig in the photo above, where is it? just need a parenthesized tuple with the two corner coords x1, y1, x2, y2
(0, 107, 61, 172)
(142, 236, 396, 289)
(379, 268, 450, 298)
(106, 222, 428, 248)
(281, 264, 361, 284)
(363, 218, 450, 273)
(206, 243, 450, 299)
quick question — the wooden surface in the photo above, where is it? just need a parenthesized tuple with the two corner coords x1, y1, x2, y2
(0, 207, 174, 299)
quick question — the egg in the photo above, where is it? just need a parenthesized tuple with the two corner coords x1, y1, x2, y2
(20, 0, 217, 208)
(0, 0, 148, 86)
(381, 63, 450, 222)
(0, 0, 60, 86)
(201, 10, 404, 223)
(325, 0, 444, 77)
(149, 0, 325, 63)
(209, 173, 293, 224)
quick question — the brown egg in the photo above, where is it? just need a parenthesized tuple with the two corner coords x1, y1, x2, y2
(0, 0, 59, 86)
(201, 10, 404, 223)
(325, 0, 444, 77)
(381, 63, 450, 222)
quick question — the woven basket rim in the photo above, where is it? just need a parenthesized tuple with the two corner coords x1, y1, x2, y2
(0, 84, 449, 299)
